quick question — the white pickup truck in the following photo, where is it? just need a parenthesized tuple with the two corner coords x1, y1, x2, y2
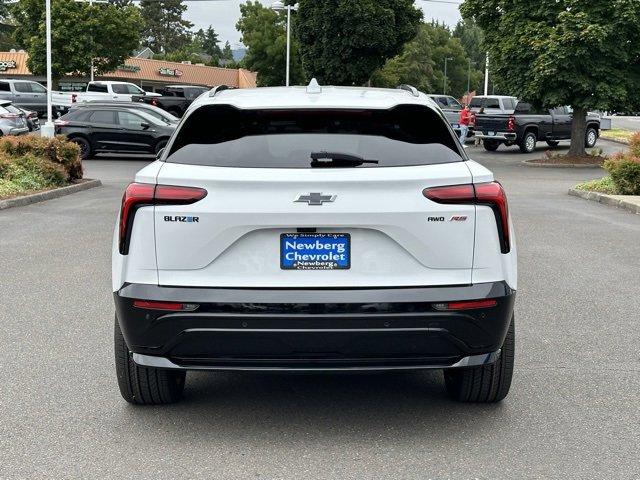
(53, 81, 160, 115)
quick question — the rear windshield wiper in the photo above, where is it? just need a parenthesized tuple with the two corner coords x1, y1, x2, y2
(310, 151, 379, 167)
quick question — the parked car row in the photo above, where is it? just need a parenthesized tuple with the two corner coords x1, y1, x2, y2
(0, 79, 209, 119)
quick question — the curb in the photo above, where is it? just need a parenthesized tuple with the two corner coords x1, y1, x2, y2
(600, 136, 630, 146)
(522, 160, 603, 169)
(568, 188, 640, 214)
(0, 179, 102, 210)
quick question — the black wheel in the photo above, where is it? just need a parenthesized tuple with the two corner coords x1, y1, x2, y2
(444, 316, 515, 403)
(71, 137, 92, 160)
(585, 127, 598, 148)
(519, 131, 537, 153)
(546, 140, 560, 147)
(154, 139, 168, 155)
(114, 315, 185, 405)
(483, 139, 500, 151)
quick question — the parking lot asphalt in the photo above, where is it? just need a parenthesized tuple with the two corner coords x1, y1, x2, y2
(1, 139, 639, 479)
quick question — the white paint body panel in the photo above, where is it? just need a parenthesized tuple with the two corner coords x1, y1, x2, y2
(112, 86, 517, 292)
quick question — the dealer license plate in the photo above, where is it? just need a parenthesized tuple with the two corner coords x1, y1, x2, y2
(280, 233, 351, 270)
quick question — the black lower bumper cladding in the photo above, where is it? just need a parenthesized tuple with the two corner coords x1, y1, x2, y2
(115, 282, 515, 371)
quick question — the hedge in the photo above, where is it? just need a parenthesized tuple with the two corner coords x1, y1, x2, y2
(0, 135, 83, 199)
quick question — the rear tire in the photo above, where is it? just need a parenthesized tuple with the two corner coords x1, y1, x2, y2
(444, 316, 515, 403)
(519, 131, 537, 153)
(483, 139, 500, 151)
(114, 315, 185, 405)
(71, 137, 92, 160)
(585, 127, 598, 148)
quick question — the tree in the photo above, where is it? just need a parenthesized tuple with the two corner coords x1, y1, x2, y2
(462, 0, 640, 156)
(201, 26, 222, 61)
(453, 18, 485, 76)
(236, 1, 304, 86)
(372, 23, 483, 98)
(13, 0, 141, 82)
(140, 0, 193, 54)
(295, 0, 422, 85)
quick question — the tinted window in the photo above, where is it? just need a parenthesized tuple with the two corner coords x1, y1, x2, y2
(118, 111, 145, 128)
(184, 87, 207, 100)
(87, 83, 108, 93)
(30, 83, 47, 93)
(484, 98, 500, 108)
(89, 110, 116, 124)
(167, 105, 463, 168)
(0, 82, 10, 92)
(64, 109, 92, 121)
(469, 97, 483, 108)
(13, 82, 32, 93)
(112, 83, 143, 95)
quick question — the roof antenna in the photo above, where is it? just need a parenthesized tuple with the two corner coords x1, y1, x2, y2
(306, 78, 322, 94)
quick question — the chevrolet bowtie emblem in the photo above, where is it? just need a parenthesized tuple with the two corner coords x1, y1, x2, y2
(294, 192, 337, 206)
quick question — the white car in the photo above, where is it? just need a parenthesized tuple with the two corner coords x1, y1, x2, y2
(112, 81, 517, 405)
(52, 81, 159, 114)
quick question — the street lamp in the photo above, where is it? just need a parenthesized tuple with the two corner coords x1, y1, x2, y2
(271, 1, 298, 87)
(443, 57, 453, 95)
(41, 0, 55, 138)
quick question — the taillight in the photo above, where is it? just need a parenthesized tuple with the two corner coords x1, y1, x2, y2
(507, 115, 515, 131)
(433, 299, 497, 311)
(133, 300, 199, 311)
(151, 99, 158, 106)
(423, 182, 511, 253)
(118, 183, 207, 255)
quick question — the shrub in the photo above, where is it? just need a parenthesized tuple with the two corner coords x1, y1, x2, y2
(630, 132, 640, 156)
(603, 152, 640, 195)
(0, 135, 82, 181)
(0, 152, 67, 198)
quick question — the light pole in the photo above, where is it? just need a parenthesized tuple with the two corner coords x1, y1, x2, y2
(443, 57, 453, 95)
(41, 0, 55, 138)
(484, 52, 490, 95)
(271, 1, 298, 87)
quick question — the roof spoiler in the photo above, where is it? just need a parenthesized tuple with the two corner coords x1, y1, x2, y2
(397, 84, 419, 97)
(208, 85, 233, 97)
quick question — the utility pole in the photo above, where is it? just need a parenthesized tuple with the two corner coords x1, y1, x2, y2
(484, 52, 489, 95)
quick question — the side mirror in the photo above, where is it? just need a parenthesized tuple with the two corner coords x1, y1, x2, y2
(140, 122, 150, 130)
(156, 147, 165, 160)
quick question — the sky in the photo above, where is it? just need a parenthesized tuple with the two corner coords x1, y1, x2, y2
(182, 0, 463, 48)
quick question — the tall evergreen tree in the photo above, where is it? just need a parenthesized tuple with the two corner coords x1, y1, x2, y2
(201, 26, 222, 60)
(140, 0, 193, 54)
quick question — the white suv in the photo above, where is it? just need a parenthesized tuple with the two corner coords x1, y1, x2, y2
(112, 82, 517, 405)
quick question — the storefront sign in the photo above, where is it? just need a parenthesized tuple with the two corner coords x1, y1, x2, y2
(158, 67, 183, 77)
(0, 60, 17, 71)
(118, 64, 141, 72)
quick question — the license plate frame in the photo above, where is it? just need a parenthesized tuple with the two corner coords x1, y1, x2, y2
(280, 233, 351, 270)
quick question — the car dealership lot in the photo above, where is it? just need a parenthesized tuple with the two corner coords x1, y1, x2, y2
(1, 140, 639, 478)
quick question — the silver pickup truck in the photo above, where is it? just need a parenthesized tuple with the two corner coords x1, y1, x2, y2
(426, 94, 468, 136)
(0, 79, 48, 117)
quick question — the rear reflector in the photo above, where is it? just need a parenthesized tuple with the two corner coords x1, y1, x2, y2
(118, 183, 207, 255)
(433, 299, 497, 311)
(423, 181, 511, 253)
(133, 300, 199, 311)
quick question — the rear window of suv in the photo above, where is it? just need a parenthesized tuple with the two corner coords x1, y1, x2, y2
(166, 105, 463, 168)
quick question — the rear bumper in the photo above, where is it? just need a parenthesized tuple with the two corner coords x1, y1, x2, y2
(475, 132, 517, 141)
(115, 282, 515, 371)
